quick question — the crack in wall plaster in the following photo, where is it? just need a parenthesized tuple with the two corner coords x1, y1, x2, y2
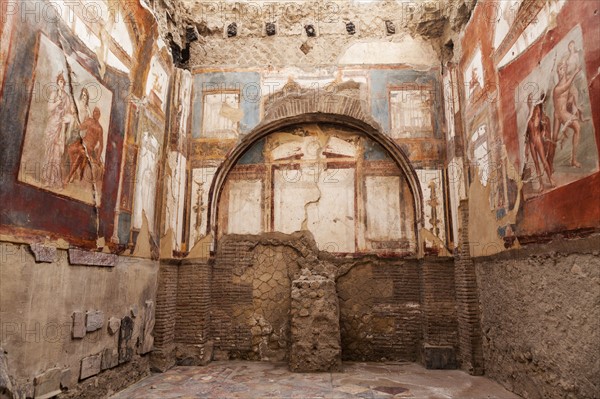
(300, 135, 328, 231)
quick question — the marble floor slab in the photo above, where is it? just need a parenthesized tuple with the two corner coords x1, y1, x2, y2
(111, 361, 521, 399)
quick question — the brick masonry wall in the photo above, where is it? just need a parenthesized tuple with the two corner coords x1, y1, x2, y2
(454, 200, 484, 375)
(176, 260, 211, 345)
(174, 259, 212, 365)
(151, 260, 179, 371)
(420, 257, 458, 349)
(211, 238, 256, 358)
(337, 259, 412, 362)
(337, 257, 459, 362)
(154, 232, 462, 368)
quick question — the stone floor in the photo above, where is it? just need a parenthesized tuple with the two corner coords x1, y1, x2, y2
(111, 361, 521, 399)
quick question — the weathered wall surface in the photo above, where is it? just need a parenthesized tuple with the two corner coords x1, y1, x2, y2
(216, 123, 420, 255)
(156, 231, 459, 367)
(474, 236, 600, 399)
(147, 0, 475, 68)
(337, 257, 457, 363)
(210, 233, 310, 361)
(0, 243, 159, 398)
(289, 274, 341, 372)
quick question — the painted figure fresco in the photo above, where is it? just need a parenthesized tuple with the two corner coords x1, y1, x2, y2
(18, 34, 113, 205)
(516, 25, 598, 198)
(42, 71, 72, 188)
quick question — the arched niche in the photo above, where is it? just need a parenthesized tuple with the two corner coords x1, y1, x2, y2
(206, 113, 424, 257)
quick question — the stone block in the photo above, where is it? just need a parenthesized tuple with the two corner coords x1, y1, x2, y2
(72, 311, 86, 338)
(30, 243, 57, 263)
(0, 349, 14, 396)
(86, 310, 104, 332)
(101, 348, 119, 370)
(60, 368, 72, 390)
(289, 275, 341, 372)
(68, 249, 117, 267)
(80, 354, 101, 380)
(140, 300, 155, 354)
(33, 367, 62, 399)
(108, 317, 121, 335)
(423, 344, 457, 369)
(119, 316, 134, 363)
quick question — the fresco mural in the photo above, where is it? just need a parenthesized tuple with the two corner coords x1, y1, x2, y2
(215, 124, 419, 255)
(416, 169, 446, 246)
(202, 91, 241, 138)
(146, 55, 169, 113)
(163, 69, 192, 251)
(164, 151, 187, 249)
(191, 71, 261, 139)
(389, 87, 434, 139)
(18, 34, 113, 205)
(189, 165, 218, 246)
(169, 69, 192, 152)
(515, 25, 598, 199)
(464, 47, 484, 104)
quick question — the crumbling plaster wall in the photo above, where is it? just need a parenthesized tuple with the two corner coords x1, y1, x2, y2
(0, 243, 158, 399)
(210, 232, 333, 361)
(474, 235, 600, 399)
(157, 231, 459, 367)
(146, 0, 475, 68)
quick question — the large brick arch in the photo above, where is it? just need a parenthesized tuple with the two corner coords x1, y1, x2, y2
(206, 90, 424, 255)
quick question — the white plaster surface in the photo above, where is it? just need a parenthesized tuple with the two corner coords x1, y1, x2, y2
(227, 180, 263, 235)
(338, 37, 438, 68)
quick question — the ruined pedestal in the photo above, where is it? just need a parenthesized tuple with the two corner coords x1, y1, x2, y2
(289, 275, 342, 372)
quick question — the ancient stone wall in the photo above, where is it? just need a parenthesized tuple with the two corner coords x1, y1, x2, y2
(289, 274, 341, 372)
(337, 256, 458, 363)
(174, 259, 212, 365)
(210, 233, 311, 361)
(474, 235, 600, 399)
(0, 243, 158, 399)
(198, 231, 460, 365)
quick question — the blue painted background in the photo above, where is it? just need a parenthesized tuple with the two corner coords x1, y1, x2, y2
(192, 69, 442, 140)
(192, 71, 261, 138)
(369, 69, 442, 138)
